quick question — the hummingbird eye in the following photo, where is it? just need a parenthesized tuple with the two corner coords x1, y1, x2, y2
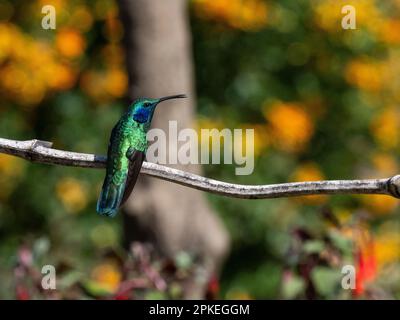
(143, 102, 151, 108)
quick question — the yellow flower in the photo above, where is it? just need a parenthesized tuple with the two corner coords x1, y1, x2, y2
(374, 228, 400, 267)
(370, 108, 399, 150)
(0, 23, 14, 62)
(291, 162, 327, 205)
(0, 154, 24, 177)
(193, 0, 268, 31)
(91, 262, 122, 293)
(264, 101, 314, 153)
(56, 177, 88, 213)
(371, 153, 398, 176)
(345, 59, 384, 92)
(0, 154, 25, 200)
(0, 23, 80, 106)
(56, 28, 86, 59)
(362, 194, 398, 215)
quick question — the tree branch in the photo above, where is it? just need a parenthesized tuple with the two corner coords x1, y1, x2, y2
(1, 137, 400, 200)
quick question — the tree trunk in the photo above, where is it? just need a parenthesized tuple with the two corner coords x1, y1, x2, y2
(117, 0, 229, 298)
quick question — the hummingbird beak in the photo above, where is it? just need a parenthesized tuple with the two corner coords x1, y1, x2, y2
(158, 94, 187, 103)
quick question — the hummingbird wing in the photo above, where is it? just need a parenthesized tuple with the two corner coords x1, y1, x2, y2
(120, 148, 145, 206)
(97, 124, 130, 217)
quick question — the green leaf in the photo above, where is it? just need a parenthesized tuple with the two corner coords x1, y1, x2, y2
(174, 251, 193, 270)
(58, 271, 84, 289)
(145, 291, 167, 300)
(303, 240, 325, 254)
(282, 274, 305, 299)
(33, 237, 50, 258)
(81, 280, 114, 298)
(311, 267, 342, 297)
(169, 282, 183, 299)
(328, 231, 352, 254)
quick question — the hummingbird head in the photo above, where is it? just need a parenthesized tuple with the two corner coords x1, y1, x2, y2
(130, 94, 187, 124)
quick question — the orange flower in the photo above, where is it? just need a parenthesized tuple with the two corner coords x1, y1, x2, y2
(0, 23, 81, 106)
(80, 67, 127, 102)
(47, 63, 76, 90)
(379, 19, 400, 45)
(80, 70, 108, 102)
(56, 28, 86, 58)
(91, 262, 122, 293)
(264, 101, 314, 153)
(193, 0, 268, 31)
(105, 68, 128, 97)
(345, 59, 384, 92)
(370, 108, 399, 150)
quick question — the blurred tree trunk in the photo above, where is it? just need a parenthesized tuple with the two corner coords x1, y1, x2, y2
(117, 0, 229, 298)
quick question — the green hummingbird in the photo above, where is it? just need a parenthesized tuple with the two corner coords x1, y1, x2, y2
(97, 94, 187, 217)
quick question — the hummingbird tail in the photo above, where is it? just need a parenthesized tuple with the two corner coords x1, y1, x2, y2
(96, 179, 125, 218)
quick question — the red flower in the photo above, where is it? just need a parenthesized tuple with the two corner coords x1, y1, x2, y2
(16, 285, 30, 300)
(205, 274, 220, 300)
(114, 293, 130, 300)
(354, 240, 377, 297)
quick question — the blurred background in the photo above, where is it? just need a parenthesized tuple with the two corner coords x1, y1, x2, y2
(0, 0, 400, 299)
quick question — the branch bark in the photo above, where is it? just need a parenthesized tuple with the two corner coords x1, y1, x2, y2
(1, 137, 400, 200)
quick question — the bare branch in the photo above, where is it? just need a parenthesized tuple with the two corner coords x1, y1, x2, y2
(1, 137, 400, 200)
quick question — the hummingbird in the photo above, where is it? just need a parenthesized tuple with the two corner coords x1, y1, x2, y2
(97, 94, 187, 217)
